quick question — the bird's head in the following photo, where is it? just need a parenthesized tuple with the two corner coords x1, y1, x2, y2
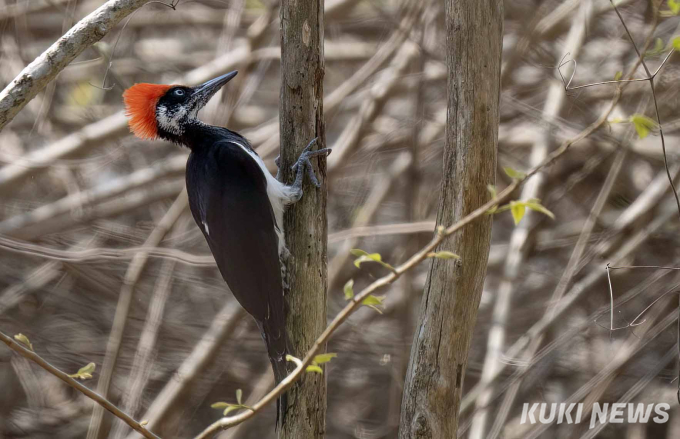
(123, 70, 238, 140)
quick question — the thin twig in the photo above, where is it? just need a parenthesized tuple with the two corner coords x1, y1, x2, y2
(0, 234, 215, 266)
(0, 0, 153, 131)
(87, 190, 189, 438)
(110, 217, 191, 439)
(0, 330, 160, 439)
(126, 303, 246, 439)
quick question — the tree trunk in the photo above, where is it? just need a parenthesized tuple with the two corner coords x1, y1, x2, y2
(278, 0, 327, 438)
(398, 1, 503, 438)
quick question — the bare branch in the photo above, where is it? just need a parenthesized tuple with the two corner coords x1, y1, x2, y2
(128, 303, 246, 439)
(87, 190, 189, 438)
(0, 330, 160, 439)
(0, 0, 153, 132)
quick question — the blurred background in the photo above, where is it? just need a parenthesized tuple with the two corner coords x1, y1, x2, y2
(1, 0, 680, 438)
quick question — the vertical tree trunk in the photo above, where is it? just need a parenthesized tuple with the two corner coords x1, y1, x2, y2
(278, 0, 327, 438)
(398, 1, 503, 438)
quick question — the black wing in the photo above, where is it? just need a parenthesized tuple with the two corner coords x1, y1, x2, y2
(185, 140, 284, 332)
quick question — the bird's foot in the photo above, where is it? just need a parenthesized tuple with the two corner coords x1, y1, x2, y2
(275, 138, 331, 202)
(291, 138, 331, 189)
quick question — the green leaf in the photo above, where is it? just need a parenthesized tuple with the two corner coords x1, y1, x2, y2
(614, 71, 622, 81)
(670, 0, 680, 14)
(236, 389, 242, 405)
(313, 353, 337, 364)
(361, 295, 386, 314)
(673, 36, 680, 51)
(224, 406, 239, 416)
(362, 295, 385, 306)
(351, 249, 395, 271)
(69, 362, 96, 380)
(211, 400, 252, 416)
(524, 199, 555, 220)
(427, 251, 461, 260)
(306, 365, 324, 374)
(510, 201, 526, 225)
(304, 353, 337, 374)
(503, 167, 526, 180)
(14, 333, 33, 351)
(353, 253, 382, 268)
(630, 114, 657, 139)
(343, 279, 354, 300)
(349, 249, 368, 257)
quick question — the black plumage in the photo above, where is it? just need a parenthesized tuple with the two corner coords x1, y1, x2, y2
(185, 131, 289, 387)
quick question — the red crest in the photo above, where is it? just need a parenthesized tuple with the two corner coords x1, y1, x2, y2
(123, 83, 173, 139)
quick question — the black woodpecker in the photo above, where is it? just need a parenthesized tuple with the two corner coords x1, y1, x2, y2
(122, 70, 329, 424)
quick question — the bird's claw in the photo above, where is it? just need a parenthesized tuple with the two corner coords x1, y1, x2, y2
(291, 138, 331, 188)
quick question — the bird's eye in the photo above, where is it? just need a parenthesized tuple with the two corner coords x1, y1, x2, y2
(174, 89, 185, 96)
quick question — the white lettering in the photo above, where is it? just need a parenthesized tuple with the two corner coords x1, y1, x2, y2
(653, 403, 670, 423)
(609, 403, 625, 423)
(539, 403, 557, 423)
(521, 403, 539, 424)
(557, 403, 579, 424)
(590, 403, 609, 429)
(628, 404, 653, 423)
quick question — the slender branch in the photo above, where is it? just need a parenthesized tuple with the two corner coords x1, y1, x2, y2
(605, 0, 680, 404)
(110, 252, 178, 439)
(87, 190, 189, 439)
(605, 1, 680, 223)
(0, 0, 153, 132)
(609, 265, 680, 271)
(125, 303, 246, 439)
(0, 156, 186, 238)
(610, 0, 652, 77)
(563, 77, 649, 90)
(0, 233, 215, 266)
(0, 330, 159, 439)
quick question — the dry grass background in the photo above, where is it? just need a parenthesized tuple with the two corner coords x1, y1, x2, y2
(1, 0, 680, 438)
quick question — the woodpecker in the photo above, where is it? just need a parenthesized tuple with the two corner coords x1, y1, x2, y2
(122, 70, 329, 424)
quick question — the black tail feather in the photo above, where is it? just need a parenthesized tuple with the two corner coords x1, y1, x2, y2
(256, 319, 290, 429)
(271, 353, 289, 429)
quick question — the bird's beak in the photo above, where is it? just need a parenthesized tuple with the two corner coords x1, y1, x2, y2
(191, 70, 238, 110)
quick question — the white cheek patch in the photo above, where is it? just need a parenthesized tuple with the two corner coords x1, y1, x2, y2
(189, 106, 200, 119)
(157, 105, 188, 135)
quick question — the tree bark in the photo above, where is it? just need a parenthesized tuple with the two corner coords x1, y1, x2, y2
(398, 1, 503, 438)
(278, 0, 327, 438)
